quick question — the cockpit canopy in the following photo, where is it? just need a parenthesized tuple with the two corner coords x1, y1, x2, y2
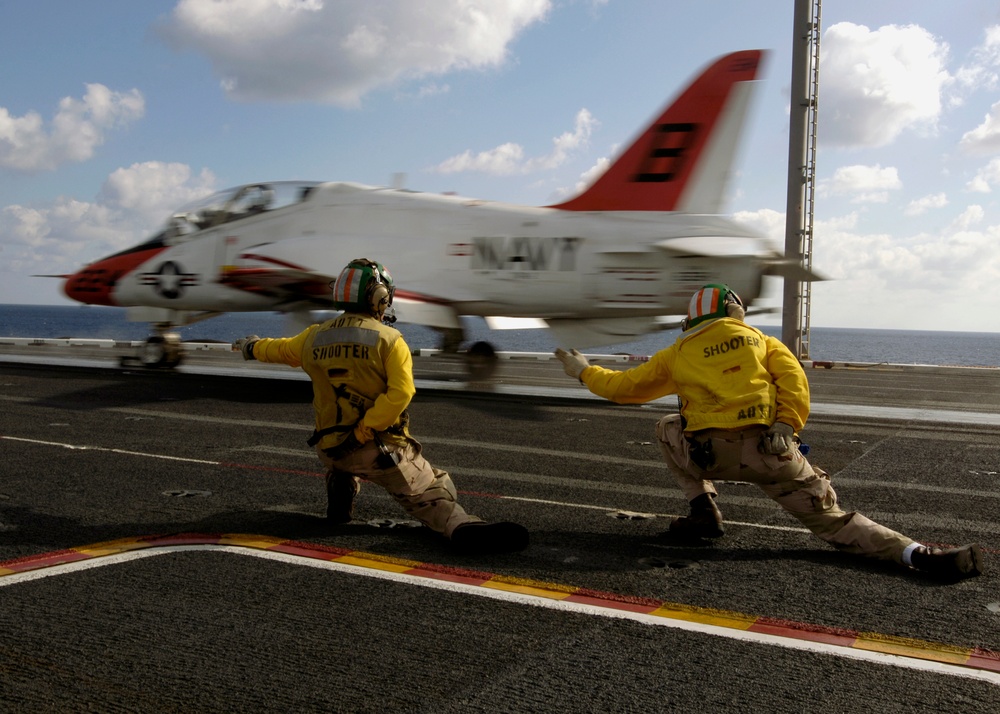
(165, 181, 321, 240)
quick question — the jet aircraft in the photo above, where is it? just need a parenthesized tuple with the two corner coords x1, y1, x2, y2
(62, 49, 812, 373)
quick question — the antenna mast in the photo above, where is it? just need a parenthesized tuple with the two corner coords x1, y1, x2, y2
(781, 0, 822, 358)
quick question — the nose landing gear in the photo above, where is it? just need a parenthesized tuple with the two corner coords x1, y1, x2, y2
(121, 332, 183, 369)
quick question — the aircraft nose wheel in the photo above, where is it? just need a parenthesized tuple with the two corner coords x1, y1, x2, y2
(138, 333, 183, 368)
(466, 341, 498, 381)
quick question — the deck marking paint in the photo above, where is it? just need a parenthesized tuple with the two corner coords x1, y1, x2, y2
(1, 535, 997, 684)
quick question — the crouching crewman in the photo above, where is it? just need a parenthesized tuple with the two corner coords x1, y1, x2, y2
(234, 257, 529, 555)
(555, 283, 983, 580)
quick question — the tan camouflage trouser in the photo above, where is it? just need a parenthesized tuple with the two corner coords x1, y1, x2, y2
(655, 414, 915, 563)
(317, 437, 480, 537)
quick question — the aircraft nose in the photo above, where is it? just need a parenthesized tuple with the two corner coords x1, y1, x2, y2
(63, 244, 167, 306)
(63, 261, 120, 306)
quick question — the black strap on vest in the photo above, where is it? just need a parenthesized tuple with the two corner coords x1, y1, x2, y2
(307, 410, 409, 447)
(306, 424, 355, 447)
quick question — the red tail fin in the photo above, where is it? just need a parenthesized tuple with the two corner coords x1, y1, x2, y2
(550, 50, 764, 213)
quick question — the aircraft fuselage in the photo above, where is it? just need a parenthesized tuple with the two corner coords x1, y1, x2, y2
(65, 181, 770, 326)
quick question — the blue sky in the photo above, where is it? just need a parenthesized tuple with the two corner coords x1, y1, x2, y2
(3, 1, 1000, 332)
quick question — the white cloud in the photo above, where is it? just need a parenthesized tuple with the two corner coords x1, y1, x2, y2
(949, 204, 984, 231)
(0, 162, 216, 277)
(819, 164, 901, 203)
(732, 208, 785, 251)
(966, 156, 1000, 192)
(809, 210, 1000, 328)
(98, 162, 217, 220)
(557, 155, 612, 201)
(158, 0, 551, 106)
(0, 84, 144, 172)
(959, 99, 1000, 154)
(954, 25, 1000, 95)
(820, 22, 949, 148)
(414, 83, 451, 99)
(434, 142, 527, 175)
(433, 108, 597, 175)
(904, 192, 948, 216)
(725, 205, 1000, 329)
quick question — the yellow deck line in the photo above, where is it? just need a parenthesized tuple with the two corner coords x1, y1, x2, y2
(1, 533, 994, 677)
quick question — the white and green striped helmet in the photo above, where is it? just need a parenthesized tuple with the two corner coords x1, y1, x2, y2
(331, 258, 395, 315)
(684, 283, 743, 330)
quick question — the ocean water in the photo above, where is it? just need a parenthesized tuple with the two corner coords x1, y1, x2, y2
(2, 303, 1000, 367)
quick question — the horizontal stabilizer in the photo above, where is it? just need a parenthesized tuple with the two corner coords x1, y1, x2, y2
(763, 259, 826, 283)
(654, 235, 765, 257)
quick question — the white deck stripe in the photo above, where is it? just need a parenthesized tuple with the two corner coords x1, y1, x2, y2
(2, 545, 996, 686)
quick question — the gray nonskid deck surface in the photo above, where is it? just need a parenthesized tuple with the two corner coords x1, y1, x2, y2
(1, 349, 998, 711)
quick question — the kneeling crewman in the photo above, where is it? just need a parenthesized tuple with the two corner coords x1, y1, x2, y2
(234, 257, 529, 555)
(556, 283, 983, 580)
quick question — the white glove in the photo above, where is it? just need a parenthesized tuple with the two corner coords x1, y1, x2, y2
(232, 334, 260, 360)
(554, 348, 590, 380)
(761, 422, 795, 455)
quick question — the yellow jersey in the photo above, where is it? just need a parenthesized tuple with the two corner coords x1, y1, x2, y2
(580, 318, 810, 432)
(252, 312, 415, 449)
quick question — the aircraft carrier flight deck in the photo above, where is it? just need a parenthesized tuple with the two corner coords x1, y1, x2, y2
(1, 340, 998, 711)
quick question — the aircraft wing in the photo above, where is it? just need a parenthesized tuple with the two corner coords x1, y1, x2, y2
(220, 264, 466, 329)
(392, 291, 463, 330)
(218, 267, 336, 305)
(225, 258, 662, 346)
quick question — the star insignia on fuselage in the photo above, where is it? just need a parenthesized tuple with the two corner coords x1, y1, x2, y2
(139, 261, 200, 300)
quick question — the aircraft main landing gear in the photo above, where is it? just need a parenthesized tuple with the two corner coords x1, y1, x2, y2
(466, 341, 498, 381)
(432, 327, 500, 381)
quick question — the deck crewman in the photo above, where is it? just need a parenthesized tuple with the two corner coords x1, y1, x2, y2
(556, 283, 983, 580)
(234, 257, 529, 555)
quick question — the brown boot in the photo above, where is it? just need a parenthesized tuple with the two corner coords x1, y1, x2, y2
(326, 470, 360, 524)
(909, 543, 984, 580)
(669, 493, 725, 538)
